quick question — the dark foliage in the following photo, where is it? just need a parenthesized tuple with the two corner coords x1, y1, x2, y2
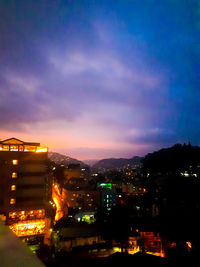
(142, 143, 200, 174)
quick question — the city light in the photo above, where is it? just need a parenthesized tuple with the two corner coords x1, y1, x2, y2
(98, 183, 112, 189)
(9, 220, 45, 236)
(0, 143, 47, 153)
(12, 172, 17, 178)
(36, 147, 48, 153)
(10, 198, 16, 204)
(11, 185, 16, 191)
(186, 241, 192, 249)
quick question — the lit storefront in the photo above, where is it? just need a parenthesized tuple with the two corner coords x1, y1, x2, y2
(9, 220, 45, 237)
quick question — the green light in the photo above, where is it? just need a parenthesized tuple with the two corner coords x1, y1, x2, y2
(99, 183, 112, 189)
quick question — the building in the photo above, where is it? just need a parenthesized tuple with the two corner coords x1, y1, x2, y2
(0, 137, 52, 239)
(63, 164, 91, 184)
(62, 187, 100, 213)
(63, 164, 82, 182)
(98, 183, 117, 213)
(52, 223, 103, 253)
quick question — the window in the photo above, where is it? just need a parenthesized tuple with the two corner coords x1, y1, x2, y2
(10, 146, 18, 151)
(11, 185, 16, 191)
(10, 198, 16, 204)
(12, 160, 18, 165)
(2, 145, 9, 151)
(12, 172, 17, 178)
(19, 145, 24, 152)
(36, 147, 47, 152)
(24, 146, 36, 152)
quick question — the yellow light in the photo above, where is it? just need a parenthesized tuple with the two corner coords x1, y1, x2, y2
(10, 146, 18, 151)
(186, 241, 192, 249)
(9, 212, 16, 218)
(12, 172, 17, 178)
(24, 146, 36, 152)
(36, 147, 47, 153)
(12, 160, 18, 165)
(2, 145, 9, 151)
(9, 220, 45, 237)
(11, 185, 16, 191)
(10, 198, 16, 204)
(113, 247, 121, 252)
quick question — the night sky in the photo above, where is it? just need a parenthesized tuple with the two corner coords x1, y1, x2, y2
(0, 0, 199, 160)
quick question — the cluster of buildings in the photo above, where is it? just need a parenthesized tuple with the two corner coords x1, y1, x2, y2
(0, 137, 123, 246)
(0, 137, 164, 259)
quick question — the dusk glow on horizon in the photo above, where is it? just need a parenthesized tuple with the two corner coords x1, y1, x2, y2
(0, 0, 199, 160)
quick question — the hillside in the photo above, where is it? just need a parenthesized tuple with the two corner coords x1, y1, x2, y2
(83, 159, 99, 166)
(92, 156, 142, 170)
(48, 152, 85, 167)
(142, 143, 200, 174)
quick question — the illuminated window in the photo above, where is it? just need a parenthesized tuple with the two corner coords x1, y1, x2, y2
(0, 145, 2, 151)
(12, 172, 17, 178)
(24, 146, 36, 152)
(11, 185, 16, 191)
(10, 146, 18, 151)
(12, 160, 18, 165)
(36, 147, 47, 152)
(9, 220, 45, 237)
(19, 145, 24, 152)
(10, 198, 16, 204)
(2, 145, 9, 151)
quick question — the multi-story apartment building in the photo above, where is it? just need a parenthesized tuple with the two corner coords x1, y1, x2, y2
(0, 137, 52, 238)
(62, 186, 100, 212)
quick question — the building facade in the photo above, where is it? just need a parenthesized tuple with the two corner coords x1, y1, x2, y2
(0, 138, 52, 238)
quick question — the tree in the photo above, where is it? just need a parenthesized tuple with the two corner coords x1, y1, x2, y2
(100, 205, 131, 253)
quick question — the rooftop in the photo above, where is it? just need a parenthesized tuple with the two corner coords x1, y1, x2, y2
(0, 138, 47, 153)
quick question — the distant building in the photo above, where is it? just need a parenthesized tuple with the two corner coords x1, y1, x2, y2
(64, 164, 82, 181)
(122, 183, 146, 195)
(98, 183, 117, 213)
(0, 138, 53, 239)
(52, 223, 102, 253)
(62, 187, 100, 212)
(63, 164, 90, 183)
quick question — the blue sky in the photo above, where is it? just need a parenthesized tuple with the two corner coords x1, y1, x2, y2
(0, 0, 199, 160)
